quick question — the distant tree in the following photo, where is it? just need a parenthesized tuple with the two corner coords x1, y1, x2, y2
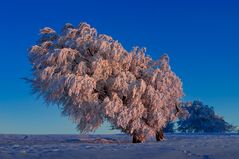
(163, 122, 175, 133)
(28, 22, 183, 143)
(177, 101, 235, 133)
(161, 102, 190, 135)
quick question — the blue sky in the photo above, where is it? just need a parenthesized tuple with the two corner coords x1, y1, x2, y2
(0, 0, 238, 134)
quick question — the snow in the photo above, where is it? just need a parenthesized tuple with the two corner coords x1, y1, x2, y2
(0, 134, 238, 159)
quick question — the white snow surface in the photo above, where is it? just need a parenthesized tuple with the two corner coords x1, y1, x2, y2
(0, 133, 238, 159)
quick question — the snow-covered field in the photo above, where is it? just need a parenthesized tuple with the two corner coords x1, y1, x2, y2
(0, 134, 238, 159)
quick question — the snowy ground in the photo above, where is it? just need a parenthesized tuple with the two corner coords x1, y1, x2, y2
(0, 134, 238, 159)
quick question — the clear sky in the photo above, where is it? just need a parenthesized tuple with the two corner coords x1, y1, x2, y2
(0, 0, 238, 134)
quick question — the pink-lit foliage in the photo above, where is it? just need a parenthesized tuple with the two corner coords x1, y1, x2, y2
(28, 22, 183, 141)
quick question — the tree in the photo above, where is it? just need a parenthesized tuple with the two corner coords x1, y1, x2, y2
(163, 122, 175, 133)
(177, 101, 235, 133)
(160, 102, 190, 136)
(28, 22, 183, 143)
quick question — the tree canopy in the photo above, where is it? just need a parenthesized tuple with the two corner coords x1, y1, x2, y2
(177, 101, 235, 133)
(28, 22, 183, 141)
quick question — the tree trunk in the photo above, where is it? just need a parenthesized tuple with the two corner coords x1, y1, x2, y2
(156, 128, 164, 141)
(132, 134, 145, 143)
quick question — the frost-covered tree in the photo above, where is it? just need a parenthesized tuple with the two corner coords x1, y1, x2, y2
(163, 122, 175, 133)
(28, 22, 183, 143)
(158, 102, 189, 138)
(177, 101, 235, 133)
